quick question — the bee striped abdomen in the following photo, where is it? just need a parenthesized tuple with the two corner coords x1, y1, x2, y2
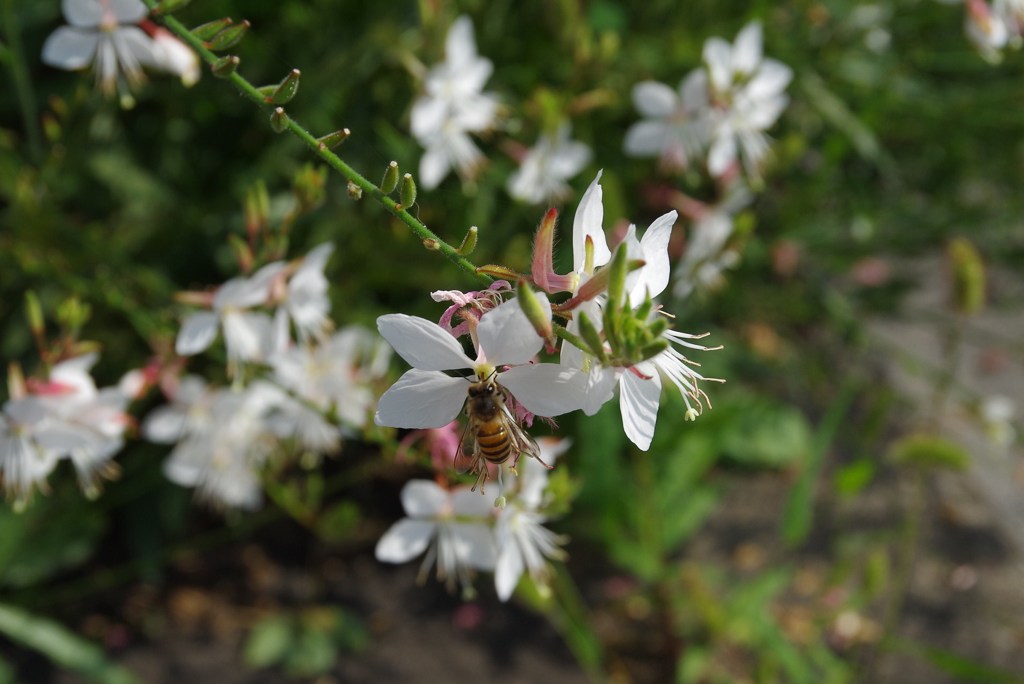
(476, 423, 511, 462)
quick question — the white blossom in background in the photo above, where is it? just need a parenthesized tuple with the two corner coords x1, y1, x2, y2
(0, 353, 130, 507)
(703, 21, 793, 178)
(494, 438, 570, 601)
(980, 395, 1016, 447)
(41, 0, 198, 105)
(271, 325, 391, 430)
(175, 261, 286, 373)
(411, 15, 499, 189)
(673, 183, 754, 299)
(508, 123, 592, 204)
(143, 378, 283, 510)
(375, 480, 496, 593)
(965, 0, 1013, 61)
(374, 297, 587, 431)
(623, 72, 712, 171)
(273, 243, 335, 346)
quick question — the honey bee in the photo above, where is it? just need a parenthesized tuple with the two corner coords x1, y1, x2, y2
(458, 371, 549, 492)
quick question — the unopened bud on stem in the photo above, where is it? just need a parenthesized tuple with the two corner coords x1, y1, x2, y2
(380, 161, 400, 194)
(517, 281, 552, 341)
(399, 173, 417, 208)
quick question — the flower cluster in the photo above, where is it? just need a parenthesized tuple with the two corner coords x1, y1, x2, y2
(0, 354, 130, 509)
(409, 16, 591, 202)
(963, 0, 1024, 61)
(144, 243, 391, 508)
(376, 438, 570, 600)
(42, 0, 199, 107)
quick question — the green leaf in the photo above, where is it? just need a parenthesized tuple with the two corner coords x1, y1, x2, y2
(243, 615, 293, 669)
(0, 603, 140, 684)
(887, 434, 970, 471)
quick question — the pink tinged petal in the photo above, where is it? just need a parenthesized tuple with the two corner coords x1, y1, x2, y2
(42, 27, 99, 70)
(176, 311, 219, 356)
(476, 297, 548, 366)
(377, 314, 473, 370)
(572, 171, 611, 271)
(62, 0, 104, 27)
(374, 369, 467, 429)
(495, 542, 524, 601)
(49, 353, 99, 390)
(632, 81, 678, 118)
(401, 479, 449, 517)
(419, 145, 451, 190)
(142, 406, 186, 443)
(732, 22, 763, 75)
(624, 121, 673, 157)
(620, 366, 662, 451)
(375, 519, 437, 563)
(500, 364, 587, 417)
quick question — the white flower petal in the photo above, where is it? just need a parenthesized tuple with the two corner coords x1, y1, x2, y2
(452, 487, 499, 517)
(453, 522, 496, 570)
(63, 0, 103, 27)
(110, 0, 148, 23)
(632, 81, 678, 117)
(374, 369, 467, 429)
(375, 519, 436, 563)
(42, 27, 98, 70)
(624, 121, 672, 157)
(732, 22, 763, 75)
(222, 310, 274, 361)
(500, 364, 587, 417)
(410, 95, 448, 139)
(583, 366, 619, 416)
(477, 297, 547, 366)
(747, 60, 793, 102)
(445, 15, 478, 69)
(620, 367, 662, 451)
(708, 134, 737, 176)
(572, 171, 611, 271)
(419, 144, 451, 190)
(703, 37, 733, 91)
(377, 314, 473, 371)
(628, 211, 676, 305)
(401, 479, 448, 517)
(141, 406, 186, 443)
(175, 311, 219, 356)
(495, 542, 524, 601)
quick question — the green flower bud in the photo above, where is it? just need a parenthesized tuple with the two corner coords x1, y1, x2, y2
(24, 291, 44, 338)
(207, 20, 250, 51)
(316, 128, 350, 150)
(948, 237, 985, 316)
(517, 281, 552, 341)
(399, 173, 417, 209)
(456, 226, 478, 256)
(265, 69, 301, 104)
(210, 55, 240, 78)
(191, 17, 233, 41)
(380, 161, 400, 194)
(577, 311, 609, 363)
(269, 107, 289, 133)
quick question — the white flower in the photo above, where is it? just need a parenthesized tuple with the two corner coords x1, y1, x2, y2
(42, 0, 157, 104)
(623, 71, 712, 170)
(673, 183, 753, 298)
(274, 243, 335, 345)
(175, 262, 286, 372)
(508, 123, 592, 204)
(374, 297, 587, 430)
(966, 0, 1012, 61)
(144, 378, 282, 509)
(494, 438, 570, 601)
(702, 21, 792, 177)
(271, 326, 388, 430)
(0, 398, 62, 508)
(375, 479, 496, 592)
(980, 394, 1016, 447)
(411, 15, 498, 189)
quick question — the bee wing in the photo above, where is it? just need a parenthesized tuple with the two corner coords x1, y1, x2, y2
(455, 419, 481, 475)
(500, 404, 542, 463)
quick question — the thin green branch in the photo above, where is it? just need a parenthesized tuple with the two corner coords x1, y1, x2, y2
(141, 1, 489, 282)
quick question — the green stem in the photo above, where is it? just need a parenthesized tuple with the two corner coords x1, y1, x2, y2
(141, 1, 488, 283)
(549, 566, 606, 683)
(2, 0, 44, 164)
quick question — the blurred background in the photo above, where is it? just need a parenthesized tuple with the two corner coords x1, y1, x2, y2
(2, 0, 1023, 682)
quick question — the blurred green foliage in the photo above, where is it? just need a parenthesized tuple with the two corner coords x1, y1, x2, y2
(2, 0, 1023, 682)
